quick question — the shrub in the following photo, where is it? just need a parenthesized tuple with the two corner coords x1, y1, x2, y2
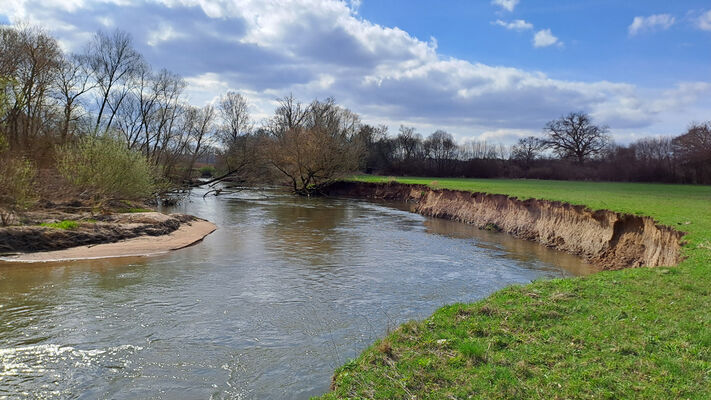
(0, 134, 37, 225)
(199, 166, 216, 177)
(56, 136, 157, 203)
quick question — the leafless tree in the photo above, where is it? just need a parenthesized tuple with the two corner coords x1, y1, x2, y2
(543, 112, 610, 164)
(84, 29, 143, 136)
(55, 54, 94, 142)
(0, 25, 62, 150)
(512, 136, 545, 168)
(672, 122, 711, 181)
(424, 130, 457, 172)
(265, 96, 364, 194)
(395, 125, 422, 161)
(460, 140, 505, 160)
(218, 91, 251, 148)
(673, 122, 711, 163)
(182, 104, 216, 181)
(633, 137, 673, 162)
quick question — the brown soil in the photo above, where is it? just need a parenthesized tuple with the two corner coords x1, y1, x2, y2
(323, 181, 684, 270)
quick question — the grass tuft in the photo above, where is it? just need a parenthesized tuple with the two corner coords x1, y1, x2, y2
(40, 220, 79, 230)
(118, 207, 153, 213)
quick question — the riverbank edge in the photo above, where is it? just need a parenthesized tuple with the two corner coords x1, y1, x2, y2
(322, 181, 684, 271)
(0, 213, 217, 263)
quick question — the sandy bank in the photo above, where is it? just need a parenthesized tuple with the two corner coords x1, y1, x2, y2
(324, 181, 684, 270)
(0, 212, 217, 263)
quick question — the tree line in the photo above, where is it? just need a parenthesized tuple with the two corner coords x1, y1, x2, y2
(357, 113, 710, 184)
(1, 24, 710, 221)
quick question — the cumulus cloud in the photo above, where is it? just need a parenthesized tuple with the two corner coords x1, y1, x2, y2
(494, 19, 533, 31)
(532, 29, 560, 48)
(492, 0, 519, 12)
(628, 14, 676, 36)
(2, 0, 708, 143)
(697, 10, 711, 31)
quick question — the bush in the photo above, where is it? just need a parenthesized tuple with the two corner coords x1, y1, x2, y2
(56, 136, 157, 203)
(0, 157, 37, 225)
(0, 134, 37, 225)
(199, 166, 216, 177)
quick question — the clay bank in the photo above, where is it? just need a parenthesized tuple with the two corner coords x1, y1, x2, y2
(0, 212, 216, 263)
(323, 181, 685, 270)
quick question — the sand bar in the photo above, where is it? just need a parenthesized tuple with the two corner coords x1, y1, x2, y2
(0, 220, 217, 263)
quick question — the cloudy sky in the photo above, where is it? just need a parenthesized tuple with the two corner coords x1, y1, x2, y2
(3, 0, 711, 143)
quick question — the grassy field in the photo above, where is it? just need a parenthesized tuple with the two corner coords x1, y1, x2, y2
(318, 176, 711, 399)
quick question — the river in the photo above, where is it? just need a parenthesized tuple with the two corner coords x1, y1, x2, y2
(0, 188, 592, 399)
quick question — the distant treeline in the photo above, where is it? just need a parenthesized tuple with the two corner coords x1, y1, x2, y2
(358, 118, 711, 184)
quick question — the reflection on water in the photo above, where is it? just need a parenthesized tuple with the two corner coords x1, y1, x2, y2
(0, 188, 592, 399)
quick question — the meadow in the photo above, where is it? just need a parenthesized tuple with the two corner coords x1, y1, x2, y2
(318, 176, 711, 399)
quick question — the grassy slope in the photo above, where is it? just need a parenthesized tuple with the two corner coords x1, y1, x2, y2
(319, 177, 711, 399)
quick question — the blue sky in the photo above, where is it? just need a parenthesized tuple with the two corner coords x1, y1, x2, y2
(360, 0, 711, 86)
(3, 0, 711, 144)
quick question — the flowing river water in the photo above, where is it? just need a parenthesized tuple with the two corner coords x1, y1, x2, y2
(0, 188, 593, 399)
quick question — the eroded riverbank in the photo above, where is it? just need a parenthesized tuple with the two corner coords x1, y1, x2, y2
(324, 181, 685, 270)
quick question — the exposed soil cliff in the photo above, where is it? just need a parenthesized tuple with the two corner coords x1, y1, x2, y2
(324, 181, 684, 270)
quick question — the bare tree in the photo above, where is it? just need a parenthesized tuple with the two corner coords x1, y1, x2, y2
(512, 136, 545, 168)
(265, 96, 364, 194)
(0, 25, 62, 150)
(84, 29, 143, 135)
(218, 91, 251, 148)
(424, 130, 457, 173)
(543, 112, 610, 164)
(182, 104, 216, 181)
(672, 122, 711, 181)
(396, 125, 422, 161)
(55, 54, 94, 142)
(633, 137, 673, 162)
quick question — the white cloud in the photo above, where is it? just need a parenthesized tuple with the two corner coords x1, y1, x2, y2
(146, 22, 186, 47)
(628, 14, 675, 36)
(697, 10, 711, 31)
(349, 0, 362, 13)
(3, 0, 709, 143)
(533, 29, 560, 48)
(492, 0, 519, 12)
(494, 19, 533, 31)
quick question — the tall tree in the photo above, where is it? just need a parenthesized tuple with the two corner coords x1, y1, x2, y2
(512, 136, 545, 169)
(55, 54, 94, 143)
(265, 96, 364, 194)
(84, 29, 143, 135)
(543, 112, 610, 164)
(672, 122, 711, 182)
(424, 130, 457, 174)
(218, 91, 251, 149)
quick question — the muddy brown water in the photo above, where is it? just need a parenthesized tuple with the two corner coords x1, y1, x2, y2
(0, 188, 593, 399)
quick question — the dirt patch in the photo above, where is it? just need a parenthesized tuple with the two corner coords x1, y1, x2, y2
(323, 181, 684, 270)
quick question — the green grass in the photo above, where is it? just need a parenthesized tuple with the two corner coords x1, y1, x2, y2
(318, 176, 711, 399)
(118, 207, 153, 213)
(40, 220, 79, 230)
